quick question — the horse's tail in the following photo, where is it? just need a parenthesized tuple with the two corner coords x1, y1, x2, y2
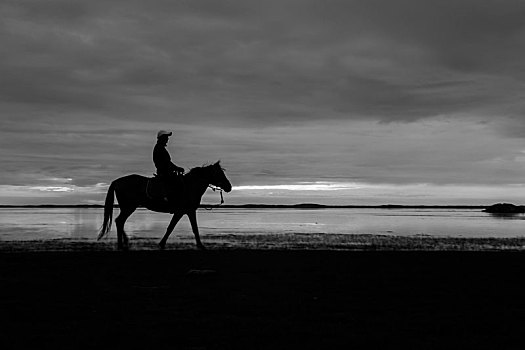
(98, 181, 116, 240)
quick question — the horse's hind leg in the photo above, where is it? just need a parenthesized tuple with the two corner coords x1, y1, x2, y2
(115, 207, 135, 250)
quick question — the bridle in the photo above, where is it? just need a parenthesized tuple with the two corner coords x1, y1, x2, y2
(205, 165, 227, 209)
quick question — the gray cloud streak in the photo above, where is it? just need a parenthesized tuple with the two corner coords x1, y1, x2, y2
(1, 0, 525, 204)
(2, 0, 525, 124)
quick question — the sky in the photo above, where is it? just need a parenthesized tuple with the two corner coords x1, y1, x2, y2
(1, 0, 525, 205)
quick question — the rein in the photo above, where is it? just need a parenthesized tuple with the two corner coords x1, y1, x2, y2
(204, 185, 224, 210)
(145, 178, 153, 199)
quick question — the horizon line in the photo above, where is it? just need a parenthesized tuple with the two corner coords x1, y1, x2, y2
(0, 203, 517, 209)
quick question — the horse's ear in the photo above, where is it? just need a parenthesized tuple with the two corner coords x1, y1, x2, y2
(215, 160, 221, 166)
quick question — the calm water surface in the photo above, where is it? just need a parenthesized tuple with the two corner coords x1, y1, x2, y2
(1, 207, 524, 241)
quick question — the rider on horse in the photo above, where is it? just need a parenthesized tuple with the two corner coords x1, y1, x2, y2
(153, 130, 184, 203)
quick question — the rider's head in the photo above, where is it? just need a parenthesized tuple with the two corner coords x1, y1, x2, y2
(157, 130, 172, 145)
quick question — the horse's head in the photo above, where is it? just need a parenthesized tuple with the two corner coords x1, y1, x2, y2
(208, 161, 232, 193)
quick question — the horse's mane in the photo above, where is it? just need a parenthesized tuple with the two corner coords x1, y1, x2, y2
(186, 166, 205, 176)
(186, 161, 222, 177)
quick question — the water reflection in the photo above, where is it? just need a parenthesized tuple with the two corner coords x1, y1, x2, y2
(487, 212, 525, 220)
(1, 207, 525, 241)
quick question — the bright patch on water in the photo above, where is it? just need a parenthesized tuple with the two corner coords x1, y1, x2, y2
(1, 208, 525, 243)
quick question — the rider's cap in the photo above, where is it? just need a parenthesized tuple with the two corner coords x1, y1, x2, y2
(157, 130, 172, 138)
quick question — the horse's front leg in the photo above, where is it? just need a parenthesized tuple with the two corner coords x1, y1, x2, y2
(187, 210, 205, 250)
(159, 210, 184, 249)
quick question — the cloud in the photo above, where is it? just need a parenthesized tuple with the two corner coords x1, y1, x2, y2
(1, 1, 525, 204)
(0, 182, 108, 205)
(235, 181, 363, 191)
(227, 180, 525, 206)
(2, 0, 525, 125)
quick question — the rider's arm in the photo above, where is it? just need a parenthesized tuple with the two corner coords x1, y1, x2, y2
(168, 161, 184, 174)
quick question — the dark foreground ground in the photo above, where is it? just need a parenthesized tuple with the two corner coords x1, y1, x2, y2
(1, 250, 524, 349)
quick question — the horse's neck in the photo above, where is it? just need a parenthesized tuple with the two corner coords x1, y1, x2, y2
(185, 170, 210, 196)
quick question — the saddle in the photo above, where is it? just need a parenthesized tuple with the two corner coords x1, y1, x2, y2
(146, 174, 185, 205)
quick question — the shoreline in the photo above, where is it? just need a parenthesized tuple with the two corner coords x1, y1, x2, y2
(1, 233, 524, 252)
(0, 204, 491, 209)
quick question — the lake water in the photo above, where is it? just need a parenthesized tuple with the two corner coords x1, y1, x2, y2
(1, 207, 525, 243)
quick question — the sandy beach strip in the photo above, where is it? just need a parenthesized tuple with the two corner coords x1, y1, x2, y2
(1, 233, 525, 252)
(1, 248, 524, 348)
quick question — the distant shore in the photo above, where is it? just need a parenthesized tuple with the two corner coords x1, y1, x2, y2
(0, 203, 490, 209)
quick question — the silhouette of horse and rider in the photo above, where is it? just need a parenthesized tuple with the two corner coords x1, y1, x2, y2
(98, 130, 232, 250)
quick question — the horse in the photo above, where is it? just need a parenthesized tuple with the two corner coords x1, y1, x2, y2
(97, 161, 232, 250)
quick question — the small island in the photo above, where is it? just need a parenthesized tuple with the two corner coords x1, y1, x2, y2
(483, 203, 525, 214)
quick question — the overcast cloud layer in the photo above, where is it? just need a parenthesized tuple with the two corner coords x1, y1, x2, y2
(1, 0, 525, 204)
